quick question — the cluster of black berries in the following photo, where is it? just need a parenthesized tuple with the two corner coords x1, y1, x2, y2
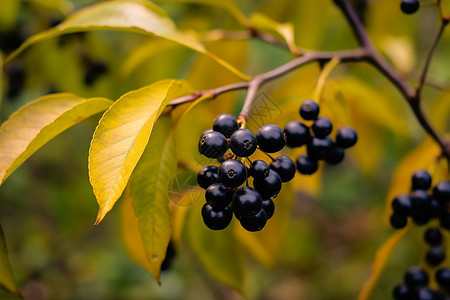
(393, 266, 450, 300)
(283, 99, 357, 175)
(389, 169, 450, 230)
(197, 114, 295, 231)
(401, 0, 420, 15)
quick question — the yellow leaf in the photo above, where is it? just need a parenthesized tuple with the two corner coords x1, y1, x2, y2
(89, 79, 192, 225)
(0, 0, 21, 29)
(357, 227, 409, 300)
(0, 225, 21, 297)
(23, 0, 74, 15)
(0, 93, 113, 184)
(6, 0, 249, 80)
(128, 115, 176, 283)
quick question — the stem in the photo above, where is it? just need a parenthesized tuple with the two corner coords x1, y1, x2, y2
(312, 57, 341, 101)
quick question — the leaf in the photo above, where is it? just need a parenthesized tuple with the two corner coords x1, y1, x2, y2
(0, 0, 21, 29)
(0, 53, 3, 110)
(172, 94, 213, 126)
(127, 115, 176, 283)
(23, 0, 74, 15)
(0, 225, 21, 298)
(357, 227, 409, 300)
(186, 201, 246, 293)
(0, 93, 113, 184)
(250, 13, 299, 55)
(6, 0, 249, 80)
(89, 79, 192, 225)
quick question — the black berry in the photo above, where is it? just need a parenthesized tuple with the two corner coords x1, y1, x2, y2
(401, 0, 420, 15)
(261, 198, 275, 219)
(412, 170, 432, 191)
(404, 266, 429, 287)
(296, 154, 318, 175)
(336, 127, 358, 149)
(428, 197, 442, 218)
(253, 169, 282, 199)
(218, 159, 247, 188)
(312, 117, 333, 138)
(197, 165, 219, 189)
(425, 246, 446, 267)
(414, 287, 435, 300)
(424, 228, 443, 246)
(435, 268, 450, 290)
(205, 183, 233, 210)
(284, 121, 310, 147)
(256, 124, 286, 153)
(249, 160, 270, 179)
(392, 194, 413, 216)
(390, 213, 408, 229)
(433, 181, 450, 202)
(199, 131, 228, 158)
(300, 99, 320, 120)
(201, 203, 233, 230)
(411, 189, 430, 210)
(232, 186, 262, 217)
(325, 144, 345, 165)
(270, 156, 296, 182)
(393, 284, 412, 300)
(239, 209, 267, 232)
(229, 129, 257, 157)
(307, 136, 333, 160)
(213, 114, 238, 138)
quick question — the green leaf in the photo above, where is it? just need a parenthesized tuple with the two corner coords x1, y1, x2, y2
(0, 224, 22, 298)
(186, 201, 246, 293)
(0, 93, 113, 184)
(128, 115, 176, 283)
(89, 79, 193, 225)
(6, 0, 249, 80)
(250, 13, 298, 55)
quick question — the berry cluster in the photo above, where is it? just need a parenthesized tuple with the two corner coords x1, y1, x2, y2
(393, 266, 450, 300)
(284, 99, 357, 175)
(389, 170, 450, 230)
(197, 114, 295, 231)
(400, 0, 420, 15)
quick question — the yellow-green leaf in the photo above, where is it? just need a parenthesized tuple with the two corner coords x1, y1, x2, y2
(23, 0, 74, 15)
(186, 201, 246, 293)
(0, 0, 21, 29)
(0, 93, 113, 184)
(357, 227, 409, 300)
(0, 225, 21, 297)
(89, 79, 192, 225)
(6, 0, 249, 80)
(0, 53, 3, 110)
(250, 13, 299, 55)
(128, 115, 176, 283)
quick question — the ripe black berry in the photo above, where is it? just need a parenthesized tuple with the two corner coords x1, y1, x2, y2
(253, 169, 282, 199)
(415, 287, 435, 300)
(229, 129, 257, 157)
(296, 154, 318, 175)
(249, 160, 270, 179)
(201, 203, 233, 230)
(256, 124, 286, 153)
(428, 197, 442, 218)
(270, 156, 296, 182)
(239, 209, 267, 232)
(205, 183, 233, 210)
(232, 186, 262, 217)
(284, 121, 310, 147)
(404, 266, 429, 287)
(426, 246, 446, 267)
(199, 131, 228, 158)
(212, 114, 238, 138)
(312, 117, 333, 138)
(433, 181, 450, 202)
(336, 127, 358, 149)
(390, 213, 408, 229)
(197, 165, 219, 189)
(307, 136, 333, 160)
(412, 170, 432, 191)
(300, 99, 320, 120)
(218, 159, 247, 188)
(261, 198, 275, 219)
(435, 268, 450, 290)
(393, 284, 412, 300)
(440, 213, 450, 230)
(392, 194, 413, 216)
(325, 144, 345, 165)
(401, 0, 420, 15)
(424, 228, 443, 246)
(411, 189, 430, 210)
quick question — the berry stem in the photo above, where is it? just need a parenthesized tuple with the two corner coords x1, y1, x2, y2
(312, 57, 341, 101)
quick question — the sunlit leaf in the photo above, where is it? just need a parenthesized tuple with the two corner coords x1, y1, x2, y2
(6, 0, 249, 80)
(0, 93, 113, 184)
(0, 225, 21, 297)
(357, 227, 409, 300)
(186, 201, 246, 293)
(124, 116, 176, 283)
(89, 79, 192, 225)
(250, 13, 299, 55)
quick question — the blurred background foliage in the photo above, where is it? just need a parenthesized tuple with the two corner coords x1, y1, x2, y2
(0, 0, 449, 299)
